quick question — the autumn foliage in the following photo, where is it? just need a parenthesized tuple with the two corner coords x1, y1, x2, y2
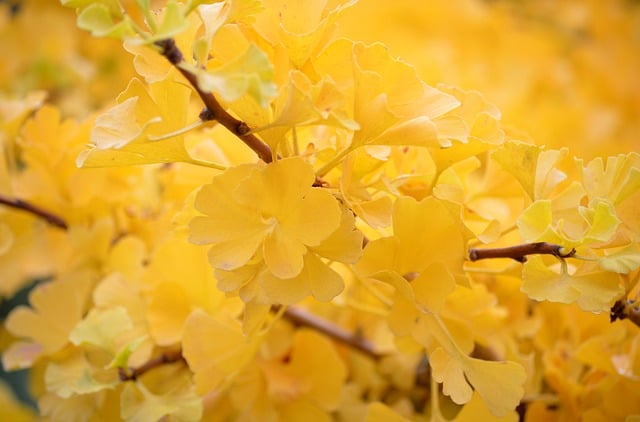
(1, 0, 640, 420)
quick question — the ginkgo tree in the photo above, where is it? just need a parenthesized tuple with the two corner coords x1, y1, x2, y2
(1, 0, 640, 421)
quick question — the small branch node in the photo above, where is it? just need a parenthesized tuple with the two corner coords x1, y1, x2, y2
(199, 107, 215, 121)
(236, 121, 251, 136)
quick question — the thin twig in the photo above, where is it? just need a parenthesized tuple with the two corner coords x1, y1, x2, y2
(468, 242, 576, 263)
(118, 349, 185, 382)
(0, 194, 68, 230)
(282, 306, 383, 360)
(155, 39, 273, 163)
(610, 299, 640, 328)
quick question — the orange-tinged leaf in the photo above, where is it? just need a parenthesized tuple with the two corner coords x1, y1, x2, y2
(147, 283, 191, 346)
(288, 330, 347, 410)
(365, 402, 411, 422)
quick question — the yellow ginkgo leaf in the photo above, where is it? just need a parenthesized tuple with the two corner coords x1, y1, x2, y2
(78, 76, 196, 167)
(120, 381, 203, 422)
(516, 200, 566, 245)
(455, 392, 519, 422)
(522, 256, 623, 312)
(410, 262, 456, 314)
(365, 402, 411, 422)
(429, 347, 473, 405)
(580, 200, 620, 243)
(3, 275, 92, 368)
(196, 44, 276, 108)
(430, 346, 526, 418)
(90, 97, 160, 150)
(599, 243, 640, 274)
(76, 3, 133, 38)
(287, 329, 347, 411)
(44, 348, 119, 399)
(182, 310, 260, 394)
(69, 307, 133, 354)
(492, 141, 540, 200)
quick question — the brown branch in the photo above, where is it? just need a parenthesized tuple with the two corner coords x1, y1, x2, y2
(155, 38, 273, 163)
(0, 194, 68, 230)
(610, 300, 640, 328)
(281, 306, 383, 360)
(118, 349, 185, 382)
(468, 242, 575, 263)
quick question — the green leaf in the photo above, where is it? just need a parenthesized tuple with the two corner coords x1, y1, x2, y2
(155, 1, 187, 40)
(108, 336, 149, 370)
(77, 3, 133, 38)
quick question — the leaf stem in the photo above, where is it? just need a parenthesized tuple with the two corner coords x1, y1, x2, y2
(155, 38, 273, 163)
(0, 194, 68, 230)
(315, 144, 356, 177)
(183, 157, 227, 170)
(468, 242, 576, 263)
(146, 119, 206, 141)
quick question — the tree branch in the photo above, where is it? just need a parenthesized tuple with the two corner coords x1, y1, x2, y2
(282, 306, 383, 360)
(118, 349, 185, 382)
(0, 194, 68, 230)
(468, 242, 575, 263)
(155, 38, 273, 163)
(610, 299, 640, 328)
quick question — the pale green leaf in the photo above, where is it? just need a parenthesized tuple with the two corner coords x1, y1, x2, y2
(599, 244, 640, 274)
(196, 44, 276, 107)
(69, 307, 133, 354)
(90, 97, 161, 150)
(581, 200, 620, 243)
(155, 1, 187, 40)
(77, 3, 132, 38)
